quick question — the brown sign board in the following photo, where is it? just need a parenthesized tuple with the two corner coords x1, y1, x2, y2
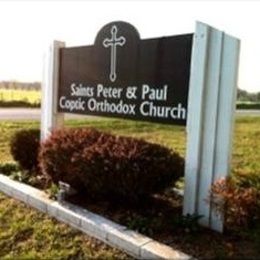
(58, 21, 193, 125)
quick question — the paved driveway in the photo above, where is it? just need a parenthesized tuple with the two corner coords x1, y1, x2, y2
(0, 108, 89, 121)
(0, 108, 259, 121)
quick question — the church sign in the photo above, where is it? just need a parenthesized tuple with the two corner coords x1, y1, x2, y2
(58, 22, 193, 125)
(41, 21, 240, 233)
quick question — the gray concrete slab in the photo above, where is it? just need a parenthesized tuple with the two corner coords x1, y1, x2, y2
(0, 108, 100, 121)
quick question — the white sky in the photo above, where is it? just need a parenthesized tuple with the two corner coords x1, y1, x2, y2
(0, 0, 259, 92)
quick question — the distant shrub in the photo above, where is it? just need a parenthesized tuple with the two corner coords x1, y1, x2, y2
(10, 129, 40, 171)
(0, 100, 40, 108)
(236, 102, 260, 110)
(39, 128, 184, 203)
(210, 177, 260, 229)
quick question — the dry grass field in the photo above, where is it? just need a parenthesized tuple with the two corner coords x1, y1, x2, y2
(0, 89, 40, 104)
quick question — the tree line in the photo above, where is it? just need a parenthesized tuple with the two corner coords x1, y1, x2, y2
(237, 88, 260, 102)
(0, 81, 41, 91)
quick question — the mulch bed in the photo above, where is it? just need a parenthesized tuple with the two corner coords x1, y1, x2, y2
(66, 190, 259, 259)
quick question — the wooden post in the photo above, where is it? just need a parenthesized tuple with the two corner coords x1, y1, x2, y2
(183, 22, 240, 232)
(41, 41, 65, 140)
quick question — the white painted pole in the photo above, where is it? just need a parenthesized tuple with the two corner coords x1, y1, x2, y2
(210, 34, 240, 231)
(183, 22, 240, 232)
(41, 41, 65, 140)
(183, 22, 209, 216)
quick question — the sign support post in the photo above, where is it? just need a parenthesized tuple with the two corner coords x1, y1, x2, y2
(183, 22, 240, 232)
(41, 40, 65, 140)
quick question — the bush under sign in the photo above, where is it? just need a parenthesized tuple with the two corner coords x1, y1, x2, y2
(58, 21, 193, 125)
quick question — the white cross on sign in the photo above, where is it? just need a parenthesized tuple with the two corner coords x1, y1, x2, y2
(103, 25, 126, 82)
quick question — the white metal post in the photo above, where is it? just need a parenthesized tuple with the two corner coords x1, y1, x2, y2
(183, 22, 240, 232)
(41, 41, 65, 140)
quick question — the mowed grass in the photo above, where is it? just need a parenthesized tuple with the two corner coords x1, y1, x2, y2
(0, 193, 129, 259)
(0, 119, 186, 163)
(232, 117, 260, 174)
(0, 116, 259, 176)
(0, 89, 40, 104)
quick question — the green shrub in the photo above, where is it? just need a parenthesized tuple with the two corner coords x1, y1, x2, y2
(39, 128, 184, 203)
(172, 213, 203, 233)
(10, 129, 40, 171)
(236, 103, 260, 110)
(0, 100, 40, 108)
(0, 162, 20, 176)
(125, 214, 153, 236)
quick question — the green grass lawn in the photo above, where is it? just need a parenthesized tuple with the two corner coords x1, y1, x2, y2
(0, 193, 128, 259)
(232, 117, 260, 174)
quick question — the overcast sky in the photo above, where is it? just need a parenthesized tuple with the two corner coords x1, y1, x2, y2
(0, 0, 259, 92)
